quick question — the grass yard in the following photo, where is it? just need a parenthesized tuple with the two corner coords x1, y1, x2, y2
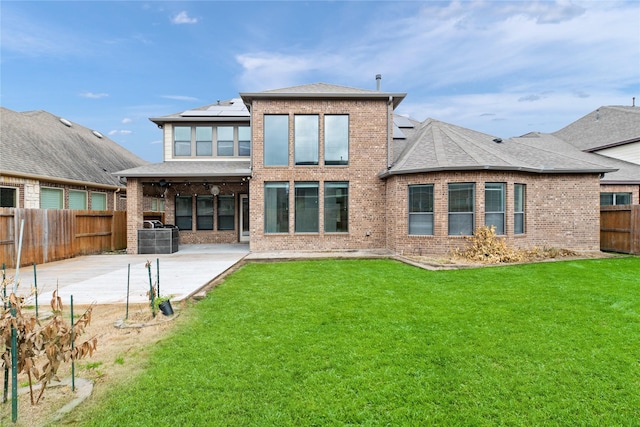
(74, 257, 639, 426)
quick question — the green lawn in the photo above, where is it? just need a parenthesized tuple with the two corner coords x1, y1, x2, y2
(76, 257, 639, 426)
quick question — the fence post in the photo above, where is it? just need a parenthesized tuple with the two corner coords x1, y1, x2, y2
(11, 306, 18, 422)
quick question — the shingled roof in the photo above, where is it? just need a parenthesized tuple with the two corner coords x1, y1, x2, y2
(0, 107, 148, 188)
(552, 106, 640, 151)
(384, 118, 617, 177)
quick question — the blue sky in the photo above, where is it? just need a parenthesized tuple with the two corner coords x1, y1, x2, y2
(2, 1, 639, 163)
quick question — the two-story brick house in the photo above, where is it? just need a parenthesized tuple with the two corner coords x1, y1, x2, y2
(117, 82, 619, 255)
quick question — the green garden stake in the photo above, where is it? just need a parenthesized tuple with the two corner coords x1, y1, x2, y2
(11, 306, 18, 422)
(147, 262, 155, 317)
(33, 263, 38, 318)
(156, 258, 160, 298)
(71, 295, 75, 392)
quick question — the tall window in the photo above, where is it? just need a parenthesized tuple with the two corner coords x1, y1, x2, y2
(40, 188, 63, 209)
(218, 195, 235, 230)
(175, 196, 193, 230)
(295, 115, 319, 165)
(295, 182, 319, 233)
(196, 127, 213, 156)
(325, 115, 349, 165)
(196, 195, 214, 230)
(91, 192, 107, 210)
(0, 187, 17, 208)
(449, 183, 475, 235)
(238, 126, 251, 157)
(485, 183, 505, 235)
(600, 192, 631, 206)
(409, 184, 434, 235)
(514, 184, 525, 235)
(217, 126, 234, 156)
(174, 126, 191, 156)
(264, 182, 289, 233)
(324, 182, 349, 233)
(264, 115, 289, 166)
(69, 190, 87, 210)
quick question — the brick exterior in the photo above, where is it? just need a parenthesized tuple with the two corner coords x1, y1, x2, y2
(387, 171, 603, 255)
(126, 178, 144, 254)
(249, 98, 391, 252)
(600, 183, 640, 204)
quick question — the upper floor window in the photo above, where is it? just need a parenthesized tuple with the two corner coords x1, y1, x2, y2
(196, 127, 213, 156)
(600, 192, 631, 206)
(174, 125, 251, 158)
(174, 126, 192, 156)
(324, 115, 349, 165)
(264, 115, 289, 166)
(295, 115, 319, 166)
(238, 126, 251, 157)
(485, 183, 505, 235)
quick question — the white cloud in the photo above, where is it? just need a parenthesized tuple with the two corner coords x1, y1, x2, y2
(80, 92, 109, 99)
(108, 130, 133, 136)
(161, 95, 199, 102)
(121, 118, 133, 124)
(171, 11, 198, 25)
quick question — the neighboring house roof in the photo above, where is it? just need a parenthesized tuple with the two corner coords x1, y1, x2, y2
(149, 98, 250, 125)
(240, 82, 407, 109)
(383, 119, 617, 178)
(552, 106, 640, 151)
(115, 161, 251, 178)
(0, 107, 148, 188)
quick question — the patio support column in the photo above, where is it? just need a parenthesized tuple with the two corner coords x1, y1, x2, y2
(126, 178, 144, 254)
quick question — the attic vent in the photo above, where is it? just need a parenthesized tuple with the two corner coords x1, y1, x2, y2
(493, 138, 503, 143)
(92, 130, 104, 139)
(59, 118, 72, 127)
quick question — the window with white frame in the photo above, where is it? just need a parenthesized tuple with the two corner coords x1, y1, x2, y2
(514, 184, 525, 235)
(295, 182, 319, 233)
(40, 188, 64, 209)
(91, 192, 107, 210)
(409, 184, 434, 235)
(217, 126, 234, 156)
(174, 126, 192, 156)
(238, 126, 251, 157)
(174, 125, 251, 158)
(69, 190, 87, 210)
(448, 183, 475, 235)
(600, 192, 631, 206)
(0, 187, 17, 207)
(485, 183, 505, 235)
(196, 127, 213, 156)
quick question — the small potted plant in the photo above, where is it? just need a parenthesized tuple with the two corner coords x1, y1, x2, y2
(153, 294, 174, 316)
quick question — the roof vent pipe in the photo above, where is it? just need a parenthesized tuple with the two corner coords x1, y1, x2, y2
(376, 74, 382, 91)
(633, 97, 636, 107)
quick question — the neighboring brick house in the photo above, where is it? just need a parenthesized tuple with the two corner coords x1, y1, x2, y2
(0, 107, 148, 210)
(117, 82, 624, 255)
(552, 106, 640, 206)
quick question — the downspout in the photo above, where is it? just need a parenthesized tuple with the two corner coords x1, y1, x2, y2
(387, 96, 393, 169)
(114, 187, 121, 210)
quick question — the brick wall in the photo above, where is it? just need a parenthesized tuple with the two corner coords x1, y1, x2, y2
(126, 178, 144, 254)
(387, 171, 602, 255)
(249, 98, 391, 252)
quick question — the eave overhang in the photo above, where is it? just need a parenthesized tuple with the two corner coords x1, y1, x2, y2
(378, 165, 619, 179)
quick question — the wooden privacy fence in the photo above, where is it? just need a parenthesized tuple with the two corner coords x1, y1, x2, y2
(600, 205, 640, 255)
(0, 208, 127, 269)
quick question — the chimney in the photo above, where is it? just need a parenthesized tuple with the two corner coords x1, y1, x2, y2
(376, 74, 382, 91)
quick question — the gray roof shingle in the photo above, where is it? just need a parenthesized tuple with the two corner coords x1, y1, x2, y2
(0, 107, 148, 187)
(552, 106, 640, 151)
(386, 119, 617, 177)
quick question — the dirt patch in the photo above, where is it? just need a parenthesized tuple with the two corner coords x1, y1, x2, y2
(0, 302, 182, 427)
